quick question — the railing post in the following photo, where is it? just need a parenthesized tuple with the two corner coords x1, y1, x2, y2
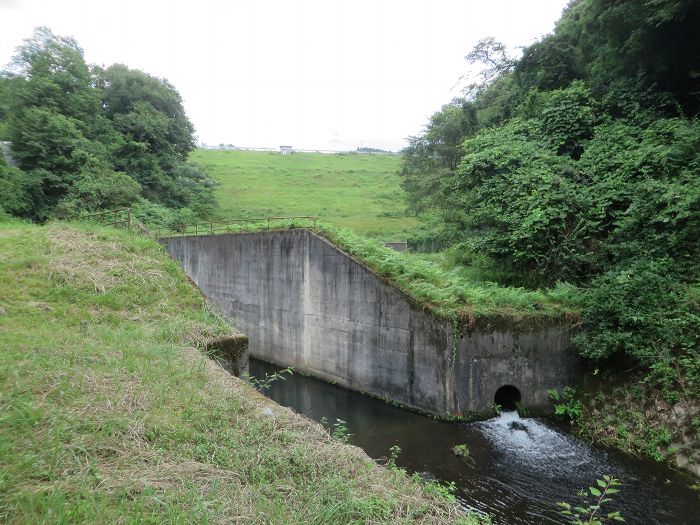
(267, 218, 270, 229)
(195, 223, 198, 235)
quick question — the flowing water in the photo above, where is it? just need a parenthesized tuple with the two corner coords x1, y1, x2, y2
(249, 358, 700, 525)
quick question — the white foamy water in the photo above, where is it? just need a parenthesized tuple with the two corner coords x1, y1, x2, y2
(475, 411, 595, 472)
(252, 358, 700, 525)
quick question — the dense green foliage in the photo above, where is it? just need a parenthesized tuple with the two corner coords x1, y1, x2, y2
(0, 28, 217, 223)
(400, 0, 700, 404)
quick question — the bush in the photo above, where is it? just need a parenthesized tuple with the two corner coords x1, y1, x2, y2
(573, 259, 700, 400)
(538, 81, 596, 159)
(169, 161, 219, 217)
(0, 160, 41, 218)
(130, 198, 177, 229)
(451, 120, 594, 280)
(55, 168, 141, 216)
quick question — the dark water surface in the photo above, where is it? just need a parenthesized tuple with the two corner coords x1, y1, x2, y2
(249, 359, 699, 525)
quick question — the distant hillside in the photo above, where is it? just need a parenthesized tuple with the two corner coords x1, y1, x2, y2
(191, 149, 420, 239)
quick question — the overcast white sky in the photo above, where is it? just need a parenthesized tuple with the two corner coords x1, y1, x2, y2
(0, 0, 569, 151)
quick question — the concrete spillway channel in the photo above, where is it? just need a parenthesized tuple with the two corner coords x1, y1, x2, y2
(159, 229, 577, 417)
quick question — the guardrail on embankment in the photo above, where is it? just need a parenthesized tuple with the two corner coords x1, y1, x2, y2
(58, 210, 407, 249)
(154, 216, 318, 238)
(58, 208, 318, 238)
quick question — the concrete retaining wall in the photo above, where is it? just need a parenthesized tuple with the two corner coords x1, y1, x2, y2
(160, 230, 577, 416)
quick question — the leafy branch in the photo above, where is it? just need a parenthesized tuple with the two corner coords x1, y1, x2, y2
(242, 367, 293, 391)
(558, 475, 624, 524)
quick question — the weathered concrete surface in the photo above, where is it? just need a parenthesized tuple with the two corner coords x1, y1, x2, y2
(160, 230, 578, 416)
(452, 322, 576, 412)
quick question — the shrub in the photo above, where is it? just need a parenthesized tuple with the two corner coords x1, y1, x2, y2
(55, 168, 141, 216)
(573, 260, 700, 400)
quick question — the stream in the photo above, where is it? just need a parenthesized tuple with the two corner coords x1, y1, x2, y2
(249, 358, 699, 524)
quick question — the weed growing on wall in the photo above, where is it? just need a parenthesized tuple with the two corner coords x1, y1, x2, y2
(548, 387, 583, 421)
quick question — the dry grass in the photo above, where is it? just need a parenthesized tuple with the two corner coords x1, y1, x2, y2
(0, 222, 479, 524)
(46, 225, 166, 293)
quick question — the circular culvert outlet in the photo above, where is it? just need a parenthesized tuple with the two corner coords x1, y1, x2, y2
(494, 385, 521, 412)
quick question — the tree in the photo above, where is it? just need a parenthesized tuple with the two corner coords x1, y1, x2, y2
(7, 27, 100, 124)
(2, 28, 112, 219)
(515, 33, 583, 92)
(400, 100, 478, 213)
(99, 64, 216, 212)
(447, 119, 594, 280)
(462, 37, 516, 99)
(0, 27, 217, 221)
(100, 64, 195, 162)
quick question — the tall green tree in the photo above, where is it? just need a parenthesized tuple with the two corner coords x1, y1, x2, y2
(98, 64, 215, 212)
(400, 100, 478, 214)
(2, 28, 119, 219)
(0, 27, 217, 221)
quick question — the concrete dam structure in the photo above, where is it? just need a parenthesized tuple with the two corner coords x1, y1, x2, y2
(160, 230, 577, 417)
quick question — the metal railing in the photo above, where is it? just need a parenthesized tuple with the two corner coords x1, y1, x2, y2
(61, 207, 132, 228)
(155, 216, 318, 238)
(58, 208, 317, 238)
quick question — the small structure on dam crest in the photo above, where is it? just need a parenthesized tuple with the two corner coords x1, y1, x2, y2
(159, 229, 577, 417)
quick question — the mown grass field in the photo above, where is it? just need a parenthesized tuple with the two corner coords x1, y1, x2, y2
(0, 219, 486, 524)
(191, 149, 420, 240)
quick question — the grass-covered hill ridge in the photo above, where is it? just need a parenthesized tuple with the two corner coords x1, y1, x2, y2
(0, 220, 484, 524)
(191, 149, 421, 240)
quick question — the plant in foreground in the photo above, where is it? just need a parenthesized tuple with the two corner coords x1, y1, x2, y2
(331, 418, 352, 443)
(548, 387, 583, 421)
(319, 417, 353, 443)
(558, 475, 624, 524)
(515, 401, 529, 418)
(421, 478, 458, 504)
(388, 444, 402, 468)
(242, 366, 293, 391)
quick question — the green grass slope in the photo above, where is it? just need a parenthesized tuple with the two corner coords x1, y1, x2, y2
(191, 149, 420, 239)
(0, 220, 484, 524)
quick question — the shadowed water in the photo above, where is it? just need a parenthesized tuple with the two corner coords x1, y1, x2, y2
(249, 358, 699, 524)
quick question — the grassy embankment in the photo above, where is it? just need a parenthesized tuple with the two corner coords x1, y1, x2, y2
(191, 149, 420, 240)
(162, 218, 580, 323)
(0, 219, 486, 524)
